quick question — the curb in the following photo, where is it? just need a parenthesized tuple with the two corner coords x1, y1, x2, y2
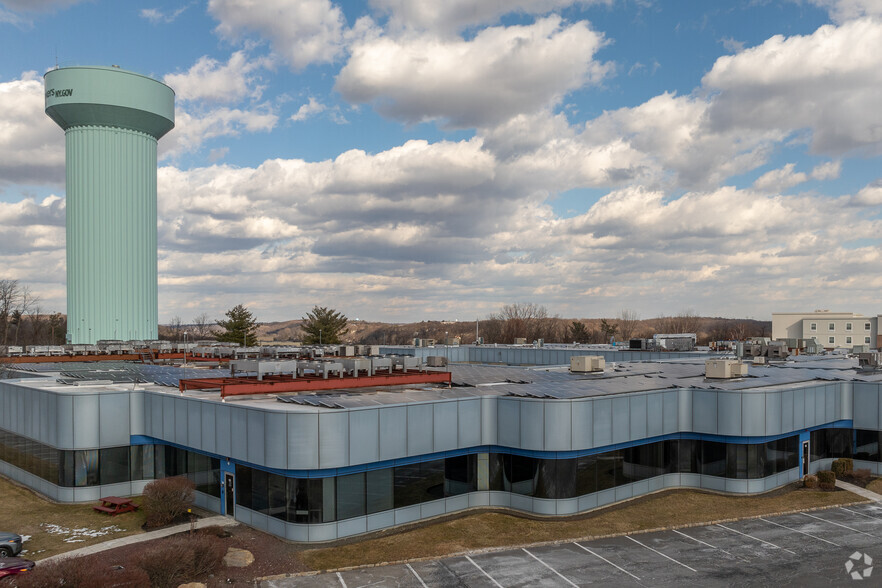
(257, 497, 873, 582)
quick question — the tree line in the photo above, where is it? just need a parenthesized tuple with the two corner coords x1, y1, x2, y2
(0, 279, 66, 347)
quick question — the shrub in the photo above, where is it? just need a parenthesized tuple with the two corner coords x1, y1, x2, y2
(16, 557, 150, 588)
(803, 474, 819, 489)
(199, 524, 232, 538)
(817, 470, 836, 490)
(137, 543, 192, 588)
(136, 534, 226, 588)
(851, 468, 872, 484)
(142, 476, 195, 528)
(831, 458, 854, 477)
(188, 534, 227, 577)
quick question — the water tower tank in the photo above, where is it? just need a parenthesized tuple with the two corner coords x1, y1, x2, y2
(44, 66, 174, 344)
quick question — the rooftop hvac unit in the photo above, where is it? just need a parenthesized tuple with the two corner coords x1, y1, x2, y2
(426, 356, 448, 367)
(514, 338, 527, 345)
(705, 359, 749, 379)
(858, 352, 881, 369)
(570, 355, 605, 373)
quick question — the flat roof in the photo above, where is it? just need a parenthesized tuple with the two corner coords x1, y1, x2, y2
(7, 355, 882, 411)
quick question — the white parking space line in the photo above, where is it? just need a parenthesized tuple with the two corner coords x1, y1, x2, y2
(625, 535, 698, 572)
(336, 571, 348, 588)
(716, 523, 797, 555)
(522, 548, 579, 588)
(801, 512, 876, 537)
(465, 555, 504, 588)
(671, 529, 742, 561)
(573, 542, 641, 581)
(841, 507, 882, 521)
(406, 563, 429, 588)
(759, 518, 841, 547)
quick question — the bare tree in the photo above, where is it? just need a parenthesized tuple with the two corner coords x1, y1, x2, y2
(192, 312, 213, 339)
(0, 279, 20, 346)
(727, 320, 749, 341)
(168, 316, 183, 342)
(48, 313, 65, 345)
(658, 309, 701, 334)
(617, 309, 640, 341)
(488, 302, 562, 343)
(16, 286, 39, 346)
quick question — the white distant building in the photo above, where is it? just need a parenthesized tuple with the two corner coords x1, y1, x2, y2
(772, 311, 880, 349)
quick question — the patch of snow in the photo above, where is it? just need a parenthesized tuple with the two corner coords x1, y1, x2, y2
(40, 523, 124, 543)
(20, 535, 31, 542)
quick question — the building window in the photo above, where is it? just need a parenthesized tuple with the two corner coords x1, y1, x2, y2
(846, 323, 853, 331)
(829, 336, 835, 344)
(810, 323, 817, 331)
(866, 323, 872, 331)
(829, 323, 835, 331)
(866, 337, 871, 344)
(846, 337, 852, 344)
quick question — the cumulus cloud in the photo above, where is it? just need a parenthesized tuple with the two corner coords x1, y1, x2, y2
(808, 0, 882, 23)
(703, 18, 882, 156)
(810, 160, 841, 180)
(290, 97, 326, 122)
(0, 195, 65, 252)
(369, 0, 607, 34)
(140, 4, 191, 24)
(581, 92, 782, 189)
(208, 0, 349, 70)
(161, 105, 278, 159)
(164, 51, 272, 103)
(336, 16, 611, 128)
(0, 0, 83, 11)
(147, 149, 882, 320)
(0, 73, 65, 185)
(846, 180, 882, 206)
(752, 163, 807, 192)
(1, 0, 83, 25)
(529, 18, 882, 191)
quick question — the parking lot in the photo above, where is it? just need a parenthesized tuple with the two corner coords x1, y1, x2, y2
(265, 502, 882, 587)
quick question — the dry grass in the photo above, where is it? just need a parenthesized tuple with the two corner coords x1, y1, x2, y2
(866, 478, 882, 495)
(300, 485, 865, 571)
(1, 475, 146, 561)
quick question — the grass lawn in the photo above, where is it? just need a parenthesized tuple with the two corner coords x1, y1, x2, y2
(867, 478, 882, 495)
(1, 475, 146, 561)
(300, 485, 866, 571)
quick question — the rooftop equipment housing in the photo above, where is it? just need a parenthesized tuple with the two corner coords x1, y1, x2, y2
(705, 359, 749, 379)
(44, 66, 175, 344)
(570, 355, 605, 373)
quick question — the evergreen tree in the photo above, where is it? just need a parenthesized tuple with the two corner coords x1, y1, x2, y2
(301, 306, 348, 344)
(569, 321, 590, 344)
(215, 304, 258, 346)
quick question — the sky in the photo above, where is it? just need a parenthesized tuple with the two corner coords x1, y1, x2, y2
(1, 0, 881, 325)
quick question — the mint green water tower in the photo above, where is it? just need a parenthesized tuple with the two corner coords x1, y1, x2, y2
(45, 66, 175, 344)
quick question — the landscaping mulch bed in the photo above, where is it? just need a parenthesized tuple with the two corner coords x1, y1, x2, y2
(58, 526, 307, 586)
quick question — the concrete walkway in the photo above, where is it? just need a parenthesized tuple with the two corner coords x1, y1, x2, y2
(836, 479, 882, 501)
(37, 516, 238, 565)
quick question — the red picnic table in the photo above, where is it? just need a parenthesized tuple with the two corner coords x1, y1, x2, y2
(93, 496, 138, 516)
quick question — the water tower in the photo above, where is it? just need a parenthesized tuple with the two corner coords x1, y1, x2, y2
(45, 66, 174, 344)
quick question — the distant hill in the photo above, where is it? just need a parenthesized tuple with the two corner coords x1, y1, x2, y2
(244, 316, 771, 346)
